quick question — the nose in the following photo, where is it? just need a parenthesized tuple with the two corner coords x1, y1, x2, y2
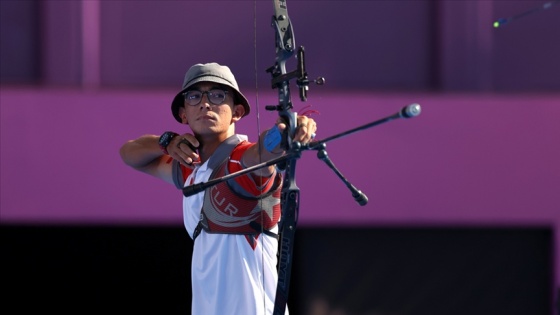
(200, 93, 211, 107)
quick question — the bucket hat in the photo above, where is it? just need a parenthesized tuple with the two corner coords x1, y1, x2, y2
(171, 62, 250, 123)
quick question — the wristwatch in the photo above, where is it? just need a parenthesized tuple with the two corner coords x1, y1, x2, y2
(158, 131, 179, 155)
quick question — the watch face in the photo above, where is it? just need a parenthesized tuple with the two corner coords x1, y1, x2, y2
(159, 132, 178, 155)
(159, 132, 176, 147)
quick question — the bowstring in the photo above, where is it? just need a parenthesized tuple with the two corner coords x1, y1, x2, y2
(252, 0, 267, 311)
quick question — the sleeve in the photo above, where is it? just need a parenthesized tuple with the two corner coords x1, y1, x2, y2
(166, 156, 193, 189)
(228, 141, 278, 197)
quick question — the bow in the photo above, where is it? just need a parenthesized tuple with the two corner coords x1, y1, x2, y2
(264, 1, 323, 314)
(262, 4, 420, 313)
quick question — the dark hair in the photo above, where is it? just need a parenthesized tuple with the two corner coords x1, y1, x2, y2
(233, 93, 243, 106)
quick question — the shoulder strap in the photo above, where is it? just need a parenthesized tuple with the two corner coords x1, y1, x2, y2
(207, 134, 243, 170)
(172, 160, 188, 189)
(171, 134, 244, 189)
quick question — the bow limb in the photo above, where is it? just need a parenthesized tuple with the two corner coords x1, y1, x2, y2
(268, 0, 297, 143)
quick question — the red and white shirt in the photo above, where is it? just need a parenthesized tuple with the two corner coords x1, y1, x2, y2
(174, 134, 288, 315)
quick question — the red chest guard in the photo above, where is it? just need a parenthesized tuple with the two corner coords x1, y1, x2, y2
(172, 135, 283, 241)
(200, 158, 282, 235)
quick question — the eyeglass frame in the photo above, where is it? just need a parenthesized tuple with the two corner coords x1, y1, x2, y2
(182, 89, 230, 106)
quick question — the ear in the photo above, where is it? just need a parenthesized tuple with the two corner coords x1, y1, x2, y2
(179, 108, 188, 124)
(231, 104, 245, 122)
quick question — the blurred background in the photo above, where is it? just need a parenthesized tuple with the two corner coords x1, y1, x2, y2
(1, 1, 559, 314)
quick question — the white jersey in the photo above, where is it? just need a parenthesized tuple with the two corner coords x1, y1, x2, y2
(182, 135, 288, 315)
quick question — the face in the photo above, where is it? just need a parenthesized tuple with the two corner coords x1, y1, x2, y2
(179, 82, 245, 137)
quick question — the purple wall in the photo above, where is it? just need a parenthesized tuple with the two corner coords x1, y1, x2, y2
(3, 1, 559, 91)
(1, 0, 559, 298)
(2, 89, 558, 226)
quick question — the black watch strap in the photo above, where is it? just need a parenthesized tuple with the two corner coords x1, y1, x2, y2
(158, 131, 179, 155)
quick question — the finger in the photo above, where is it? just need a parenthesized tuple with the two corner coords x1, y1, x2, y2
(276, 122, 287, 133)
(300, 121, 317, 143)
(171, 140, 198, 167)
(177, 138, 198, 153)
(294, 125, 307, 143)
(296, 122, 312, 142)
(179, 139, 200, 159)
(171, 150, 194, 167)
(183, 159, 196, 168)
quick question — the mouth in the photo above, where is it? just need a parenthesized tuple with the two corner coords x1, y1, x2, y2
(198, 114, 216, 121)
